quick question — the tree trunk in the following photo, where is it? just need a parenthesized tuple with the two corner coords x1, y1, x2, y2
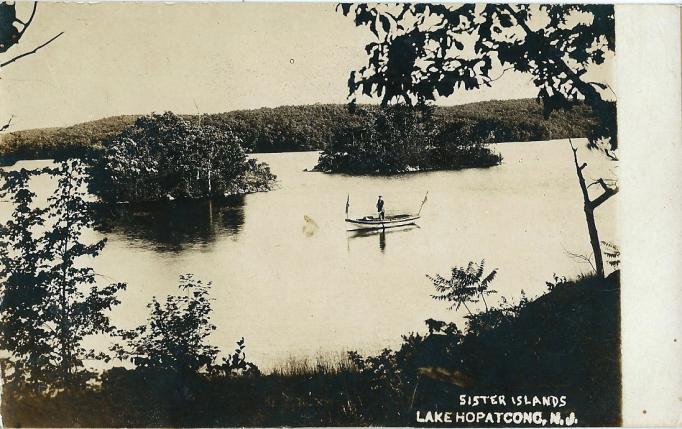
(583, 200, 605, 278)
(570, 140, 606, 278)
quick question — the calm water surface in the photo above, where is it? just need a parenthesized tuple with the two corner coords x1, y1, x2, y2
(2, 139, 618, 370)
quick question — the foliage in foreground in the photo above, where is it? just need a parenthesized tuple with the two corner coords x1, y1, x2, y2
(0, 99, 598, 165)
(88, 112, 276, 203)
(113, 274, 259, 379)
(0, 161, 126, 392)
(2, 271, 621, 427)
(427, 259, 498, 315)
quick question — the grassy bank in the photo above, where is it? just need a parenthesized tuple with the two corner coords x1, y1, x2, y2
(2, 271, 620, 427)
(0, 99, 597, 165)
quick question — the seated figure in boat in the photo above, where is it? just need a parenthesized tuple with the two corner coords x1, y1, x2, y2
(376, 195, 385, 220)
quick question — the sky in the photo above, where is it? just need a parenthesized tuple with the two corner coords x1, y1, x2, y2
(0, 3, 610, 131)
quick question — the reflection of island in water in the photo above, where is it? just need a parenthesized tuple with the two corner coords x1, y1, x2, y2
(347, 225, 420, 253)
(92, 196, 245, 252)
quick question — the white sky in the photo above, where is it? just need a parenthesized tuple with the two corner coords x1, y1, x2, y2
(0, 3, 609, 131)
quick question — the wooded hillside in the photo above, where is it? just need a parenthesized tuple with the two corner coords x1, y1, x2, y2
(0, 99, 597, 165)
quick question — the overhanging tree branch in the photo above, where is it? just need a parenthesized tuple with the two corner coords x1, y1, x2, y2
(485, 66, 515, 85)
(502, 4, 601, 103)
(0, 31, 64, 69)
(15, 2, 38, 39)
(604, 149, 619, 161)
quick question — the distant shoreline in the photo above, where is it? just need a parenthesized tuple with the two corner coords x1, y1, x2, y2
(0, 99, 597, 166)
(1, 138, 586, 169)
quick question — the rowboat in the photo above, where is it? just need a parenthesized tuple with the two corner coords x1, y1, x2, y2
(345, 214, 421, 231)
(344, 192, 428, 231)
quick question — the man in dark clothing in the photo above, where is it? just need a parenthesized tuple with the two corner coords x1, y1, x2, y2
(376, 196, 385, 220)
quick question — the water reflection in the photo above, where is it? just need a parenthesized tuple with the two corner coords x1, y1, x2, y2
(302, 215, 320, 237)
(347, 225, 421, 253)
(92, 196, 245, 252)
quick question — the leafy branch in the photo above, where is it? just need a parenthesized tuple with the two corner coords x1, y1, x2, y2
(427, 260, 498, 316)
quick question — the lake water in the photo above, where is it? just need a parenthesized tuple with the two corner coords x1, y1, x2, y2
(1, 139, 618, 370)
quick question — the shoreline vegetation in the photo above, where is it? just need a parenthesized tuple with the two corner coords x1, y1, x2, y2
(0, 99, 597, 166)
(2, 270, 620, 427)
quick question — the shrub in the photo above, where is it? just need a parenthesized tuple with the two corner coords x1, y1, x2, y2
(115, 274, 258, 378)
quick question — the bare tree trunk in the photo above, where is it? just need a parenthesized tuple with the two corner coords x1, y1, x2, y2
(569, 139, 618, 278)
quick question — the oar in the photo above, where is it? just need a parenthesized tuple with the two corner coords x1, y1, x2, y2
(417, 191, 429, 216)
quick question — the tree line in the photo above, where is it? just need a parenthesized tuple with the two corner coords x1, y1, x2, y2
(1, 99, 598, 165)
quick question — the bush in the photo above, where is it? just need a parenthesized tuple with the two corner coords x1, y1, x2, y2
(114, 274, 259, 379)
(427, 118, 503, 170)
(315, 105, 432, 174)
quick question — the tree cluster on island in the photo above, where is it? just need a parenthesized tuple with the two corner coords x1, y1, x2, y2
(88, 112, 276, 203)
(314, 104, 503, 174)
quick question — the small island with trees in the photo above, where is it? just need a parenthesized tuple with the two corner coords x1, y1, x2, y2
(87, 112, 276, 203)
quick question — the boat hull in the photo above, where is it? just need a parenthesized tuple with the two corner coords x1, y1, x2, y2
(345, 215, 420, 231)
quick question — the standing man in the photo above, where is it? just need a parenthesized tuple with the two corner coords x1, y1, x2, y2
(376, 195, 385, 220)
